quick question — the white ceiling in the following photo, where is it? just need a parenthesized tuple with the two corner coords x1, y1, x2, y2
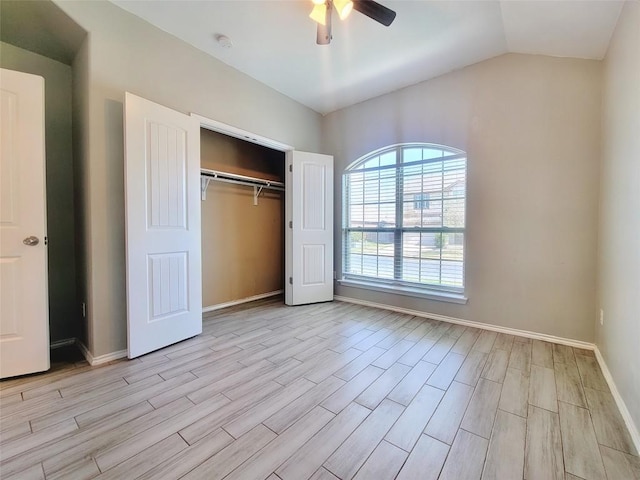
(110, 0, 624, 115)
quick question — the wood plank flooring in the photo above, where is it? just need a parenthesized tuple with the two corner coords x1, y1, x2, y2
(1, 299, 638, 480)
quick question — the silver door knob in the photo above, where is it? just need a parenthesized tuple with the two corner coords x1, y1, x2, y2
(23, 236, 39, 246)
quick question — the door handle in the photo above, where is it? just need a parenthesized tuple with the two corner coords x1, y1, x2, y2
(23, 236, 39, 246)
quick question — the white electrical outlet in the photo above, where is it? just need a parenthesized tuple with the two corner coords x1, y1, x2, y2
(599, 308, 604, 325)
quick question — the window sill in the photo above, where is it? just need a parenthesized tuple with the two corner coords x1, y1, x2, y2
(338, 278, 468, 305)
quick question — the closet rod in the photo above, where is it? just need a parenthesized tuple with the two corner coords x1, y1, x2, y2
(200, 168, 284, 189)
(200, 168, 284, 203)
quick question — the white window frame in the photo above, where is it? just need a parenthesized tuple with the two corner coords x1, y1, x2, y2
(340, 143, 468, 304)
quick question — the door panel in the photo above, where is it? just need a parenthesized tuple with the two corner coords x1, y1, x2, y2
(286, 151, 334, 305)
(125, 93, 202, 359)
(0, 68, 49, 378)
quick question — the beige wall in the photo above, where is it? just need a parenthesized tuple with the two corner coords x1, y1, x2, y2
(201, 130, 284, 307)
(0, 41, 78, 343)
(597, 2, 640, 437)
(324, 53, 602, 342)
(54, 0, 323, 357)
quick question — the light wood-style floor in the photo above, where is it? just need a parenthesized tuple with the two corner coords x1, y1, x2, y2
(1, 300, 638, 480)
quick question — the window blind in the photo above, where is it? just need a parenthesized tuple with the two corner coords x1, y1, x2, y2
(343, 145, 466, 292)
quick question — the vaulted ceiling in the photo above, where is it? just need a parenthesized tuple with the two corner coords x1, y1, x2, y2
(111, 1, 623, 114)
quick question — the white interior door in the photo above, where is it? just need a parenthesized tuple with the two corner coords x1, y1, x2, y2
(0, 68, 49, 378)
(124, 93, 202, 359)
(285, 150, 334, 305)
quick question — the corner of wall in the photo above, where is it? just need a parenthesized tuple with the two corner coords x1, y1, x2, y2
(71, 34, 92, 352)
(595, 0, 640, 452)
(594, 346, 640, 454)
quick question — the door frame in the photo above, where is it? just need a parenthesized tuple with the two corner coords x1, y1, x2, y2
(191, 114, 293, 153)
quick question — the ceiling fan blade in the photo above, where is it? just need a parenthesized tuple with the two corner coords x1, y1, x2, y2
(353, 0, 396, 26)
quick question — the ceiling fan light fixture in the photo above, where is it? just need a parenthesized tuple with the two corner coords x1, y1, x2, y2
(334, 0, 353, 20)
(309, 3, 327, 25)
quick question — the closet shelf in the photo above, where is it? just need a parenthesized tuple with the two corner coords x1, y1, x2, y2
(200, 168, 284, 204)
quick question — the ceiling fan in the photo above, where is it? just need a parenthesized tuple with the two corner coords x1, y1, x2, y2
(309, 0, 397, 45)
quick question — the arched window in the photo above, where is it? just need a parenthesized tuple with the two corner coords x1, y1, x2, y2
(342, 143, 466, 295)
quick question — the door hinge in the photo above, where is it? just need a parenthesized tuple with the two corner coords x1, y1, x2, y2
(289, 277, 293, 285)
(289, 164, 292, 173)
(44, 236, 48, 245)
(289, 221, 292, 229)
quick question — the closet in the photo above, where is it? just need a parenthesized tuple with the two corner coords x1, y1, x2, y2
(124, 93, 333, 358)
(200, 129, 286, 310)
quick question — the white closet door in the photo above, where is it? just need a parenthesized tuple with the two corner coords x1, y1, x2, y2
(124, 93, 202, 358)
(285, 150, 334, 305)
(0, 69, 49, 378)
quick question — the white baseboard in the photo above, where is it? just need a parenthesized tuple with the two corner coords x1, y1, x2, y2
(203, 290, 283, 313)
(334, 295, 595, 350)
(594, 347, 640, 455)
(77, 340, 127, 366)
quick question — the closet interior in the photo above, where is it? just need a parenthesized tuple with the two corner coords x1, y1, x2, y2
(200, 128, 285, 310)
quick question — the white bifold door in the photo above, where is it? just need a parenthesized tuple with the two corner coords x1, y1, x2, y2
(0, 68, 50, 378)
(124, 93, 202, 359)
(285, 151, 334, 305)
(124, 93, 334, 357)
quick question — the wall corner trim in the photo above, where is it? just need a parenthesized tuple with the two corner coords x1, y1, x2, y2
(77, 340, 127, 366)
(334, 295, 596, 350)
(594, 346, 640, 455)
